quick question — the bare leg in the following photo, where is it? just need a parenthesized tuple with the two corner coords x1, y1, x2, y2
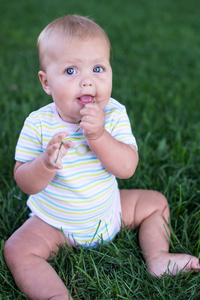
(4, 216, 73, 300)
(120, 189, 200, 277)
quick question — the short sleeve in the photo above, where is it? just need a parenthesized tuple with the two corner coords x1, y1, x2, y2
(15, 117, 43, 162)
(111, 108, 138, 149)
(104, 99, 138, 150)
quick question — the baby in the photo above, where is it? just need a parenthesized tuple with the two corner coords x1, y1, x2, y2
(4, 15, 200, 300)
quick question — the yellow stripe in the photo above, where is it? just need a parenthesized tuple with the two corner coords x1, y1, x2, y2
(114, 124, 130, 129)
(49, 176, 113, 194)
(38, 124, 65, 130)
(21, 136, 41, 145)
(31, 112, 54, 118)
(73, 219, 112, 242)
(62, 160, 99, 169)
(42, 184, 114, 204)
(105, 110, 116, 116)
(25, 124, 41, 136)
(38, 196, 111, 216)
(16, 149, 40, 156)
(55, 170, 107, 182)
(29, 199, 111, 226)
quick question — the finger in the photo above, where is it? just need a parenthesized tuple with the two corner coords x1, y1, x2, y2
(49, 132, 69, 146)
(62, 141, 76, 149)
(53, 162, 63, 170)
(81, 115, 97, 124)
(46, 142, 60, 156)
(84, 102, 99, 108)
(80, 104, 100, 116)
(80, 120, 102, 133)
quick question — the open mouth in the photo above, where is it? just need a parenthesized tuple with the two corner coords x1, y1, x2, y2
(77, 95, 95, 106)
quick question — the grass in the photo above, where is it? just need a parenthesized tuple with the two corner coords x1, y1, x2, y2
(0, 0, 200, 298)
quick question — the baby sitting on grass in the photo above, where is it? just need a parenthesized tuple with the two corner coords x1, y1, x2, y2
(4, 14, 200, 300)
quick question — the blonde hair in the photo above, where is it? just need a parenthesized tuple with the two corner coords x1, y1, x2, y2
(37, 15, 111, 70)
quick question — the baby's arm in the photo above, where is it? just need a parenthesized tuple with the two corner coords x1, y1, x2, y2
(14, 132, 75, 195)
(89, 130, 138, 178)
(80, 103, 138, 179)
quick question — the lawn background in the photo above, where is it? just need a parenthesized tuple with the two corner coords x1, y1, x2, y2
(0, 0, 200, 299)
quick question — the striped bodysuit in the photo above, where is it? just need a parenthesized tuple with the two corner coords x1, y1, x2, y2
(15, 97, 137, 248)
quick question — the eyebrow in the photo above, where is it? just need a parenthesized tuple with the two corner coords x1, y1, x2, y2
(61, 56, 110, 65)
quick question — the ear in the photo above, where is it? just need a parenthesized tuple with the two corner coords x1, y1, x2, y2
(38, 71, 51, 95)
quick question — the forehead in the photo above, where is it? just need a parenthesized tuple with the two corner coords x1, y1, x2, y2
(49, 35, 110, 61)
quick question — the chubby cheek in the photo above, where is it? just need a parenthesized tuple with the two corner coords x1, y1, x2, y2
(103, 83, 112, 104)
(52, 84, 71, 102)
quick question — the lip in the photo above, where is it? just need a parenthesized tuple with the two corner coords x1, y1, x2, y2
(76, 95, 95, 106)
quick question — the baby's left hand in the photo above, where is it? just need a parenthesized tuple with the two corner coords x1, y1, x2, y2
(79, 102, 105, 140)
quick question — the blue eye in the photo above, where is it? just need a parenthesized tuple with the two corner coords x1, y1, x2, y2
(65, 68, 77, 75)
(93, 66, 104, 73)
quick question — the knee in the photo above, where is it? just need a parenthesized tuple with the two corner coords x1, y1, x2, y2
(4, 230, 53, 267)
(4, 238, 17, 267)
(156, 191, 168, 207)
(153, 191, 169, 217)
(4, 232, 32, 269)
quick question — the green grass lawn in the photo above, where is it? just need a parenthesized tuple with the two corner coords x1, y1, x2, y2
(1, 0, 200, 298)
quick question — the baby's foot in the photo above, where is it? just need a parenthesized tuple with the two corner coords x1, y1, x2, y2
(147, 252, 200, 277)
(50, 294, 73, 300)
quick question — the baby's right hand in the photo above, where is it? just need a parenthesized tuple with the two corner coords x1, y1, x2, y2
(43, 132, 75, 170)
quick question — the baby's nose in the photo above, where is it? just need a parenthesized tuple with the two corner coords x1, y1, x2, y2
(80, 76, 93, 87)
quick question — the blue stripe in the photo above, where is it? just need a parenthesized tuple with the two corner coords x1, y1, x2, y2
(31, 195, 114, 223)
(37, 190, 113, 213)
(16, 145, 42, 152)
(56, 167, 105, 179)
(51, 173, 112, 190)
(20, 132, 40, 141)
(42, 180, 115, 200)
(62, 156, 98, 165)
